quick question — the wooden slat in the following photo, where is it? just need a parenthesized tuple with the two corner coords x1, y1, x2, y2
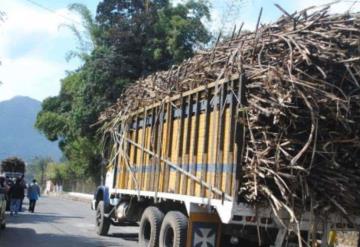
(182, 95, 192, 195)
(139, 108, 147, 190)
(112, 142, 120, 188)
(132, 115, 140, 190)
(190, 92, 200, 196)
(201, 89, 211, 197)
(175, 96, 185, 194)
(150, 107, 160, 191)
(124, 121, 132, 189)
(215, 84, 226, 196)
(121, 123, 130, 188)
(130, 127, 136, 189)
(211, 85, 221, 196)
(233, 75, 246, 199)
(163, 103, 173, 192)
(225, 80, 236, 195)
(119, 124, 127, 189)
(154, 105, 164, 199)
(147, 109, 156, 191)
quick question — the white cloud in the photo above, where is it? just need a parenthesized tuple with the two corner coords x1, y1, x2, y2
(0, 0, 80, 34)
(294, 0, 360, 13)
(209, 0, 360, 35)
(0, 0, 82, 101)
(0, 55, 72, 101)
(0, 0, 82, 56)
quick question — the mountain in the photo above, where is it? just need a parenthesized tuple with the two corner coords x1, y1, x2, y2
(0, 96, 62, 162)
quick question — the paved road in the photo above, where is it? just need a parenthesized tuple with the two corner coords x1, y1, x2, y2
(0, 196, 138, 247)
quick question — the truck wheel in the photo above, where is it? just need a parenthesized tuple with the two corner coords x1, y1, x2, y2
(96, 201, 110, 236)
(159, 211, 188, 247)
(139, 206, 164, 247)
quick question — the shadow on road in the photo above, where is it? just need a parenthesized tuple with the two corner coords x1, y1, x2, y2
(108, 232, 138, 241)
(0, 226, 121, 247)
(5, 212, 83, 225)
(0, 196, 139, 246)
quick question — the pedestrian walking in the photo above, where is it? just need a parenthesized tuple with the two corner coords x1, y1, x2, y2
(19, 175, 26, 212)
(27, 179, 40, 213)
(9, 178, 24, 215)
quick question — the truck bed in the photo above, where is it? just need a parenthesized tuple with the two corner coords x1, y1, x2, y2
(107, 76, 242, 206)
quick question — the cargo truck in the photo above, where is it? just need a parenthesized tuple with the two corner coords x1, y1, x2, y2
(0, 157, 26, 211)
(92, 77, 359, 246)
(0, 176, 6, 230)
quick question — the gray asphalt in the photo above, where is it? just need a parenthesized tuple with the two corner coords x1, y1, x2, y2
(0, 196, 139, 247)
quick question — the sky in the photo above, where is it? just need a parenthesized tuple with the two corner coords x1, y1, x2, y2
(0, 0, 359, 102)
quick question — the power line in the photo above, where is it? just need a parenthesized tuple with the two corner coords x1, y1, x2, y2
(24, 0, 83, 25)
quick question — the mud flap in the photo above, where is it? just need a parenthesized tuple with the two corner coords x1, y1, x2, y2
(187, 213, 222, 247)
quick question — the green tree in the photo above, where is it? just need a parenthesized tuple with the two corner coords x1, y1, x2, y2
(27, 157, 53, 186)
(61, 3, 100, 61)
(96, 0, 211, 76)
(36, 0, 212, 185)
(46, 162, 67, 185)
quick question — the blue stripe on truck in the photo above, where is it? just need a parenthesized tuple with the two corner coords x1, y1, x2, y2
(121, 163, 234, 173)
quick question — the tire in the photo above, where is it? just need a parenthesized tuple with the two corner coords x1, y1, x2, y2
(96, 201, 110, 236)
(139, 206, 164, 247)
(0, 222, 5, 230)
(159, 211, 188, 247)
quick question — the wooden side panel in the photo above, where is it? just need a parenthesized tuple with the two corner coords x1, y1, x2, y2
(112, 80, 241, 200)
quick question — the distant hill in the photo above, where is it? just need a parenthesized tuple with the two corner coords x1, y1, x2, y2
(0, 96, 62, 162)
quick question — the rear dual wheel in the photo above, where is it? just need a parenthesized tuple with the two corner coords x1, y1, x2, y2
(159, 211, 188, 247)
(138, 207, 188, 247)
(139, 206, 164, 247)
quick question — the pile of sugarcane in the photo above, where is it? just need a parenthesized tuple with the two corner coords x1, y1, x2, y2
(1, 157, 26, 174)
(100, 4, 360, 222)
